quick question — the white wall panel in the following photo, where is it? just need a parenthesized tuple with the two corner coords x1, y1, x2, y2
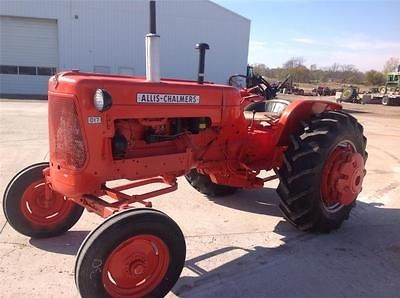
(0, 75, 50, 95)
(0, 0, 250, 95)
(0, 16, 58, 95)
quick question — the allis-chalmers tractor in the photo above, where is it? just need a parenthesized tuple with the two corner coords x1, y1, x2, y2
(3, 2, 367, 297)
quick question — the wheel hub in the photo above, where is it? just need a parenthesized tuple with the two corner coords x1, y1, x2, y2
(103, 235, 170, 297)
(126, 254, 146, 276)
(131, 263, 145, 276)
(20, 180, 75, 226)
(322, 146, 366, 207)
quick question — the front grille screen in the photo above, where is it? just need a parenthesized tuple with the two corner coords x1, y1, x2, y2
(48, 96, 86, 168)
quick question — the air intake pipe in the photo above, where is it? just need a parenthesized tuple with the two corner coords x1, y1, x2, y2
(195, 43, 210, 84)
(146, 0, 160, 82)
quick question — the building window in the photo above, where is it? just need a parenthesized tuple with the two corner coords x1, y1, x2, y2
(19, 66, 37, 75)
(37, 67, 54, 76)
(0, 65, 56, 76)
(94, 66, 111, 74)
(119, 67, 135, 75)
(0, 65, 18, 74)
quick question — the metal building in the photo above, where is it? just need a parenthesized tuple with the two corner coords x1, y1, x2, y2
(0, 0, 250, 96)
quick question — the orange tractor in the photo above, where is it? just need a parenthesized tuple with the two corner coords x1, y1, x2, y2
(3, 2, 367, 297)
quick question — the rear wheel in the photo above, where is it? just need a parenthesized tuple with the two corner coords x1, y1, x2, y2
(75, 208, 186, 298)
(277, 111, 367, 233)
(341, 87, 355, 101)
(3, 162, 84, 238)
(185, 169, 238, 197)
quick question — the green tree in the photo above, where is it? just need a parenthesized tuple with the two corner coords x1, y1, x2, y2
(365, 70, 385, 85)
(253, 63, 268, 76)
(290, 65, 311, 83)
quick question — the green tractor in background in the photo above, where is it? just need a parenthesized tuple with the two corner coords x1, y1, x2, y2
(349, 65, 400, 106)
(380, 65, 400, 106)
(380, 66, 400, 105)
(336, 85, 362, 104)
(382, 66, 400, 91)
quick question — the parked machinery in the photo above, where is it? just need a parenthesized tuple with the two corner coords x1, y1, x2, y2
(338, 86, 361, 103)
(3, 1, 367, 297)
(361, 66, 400, 106)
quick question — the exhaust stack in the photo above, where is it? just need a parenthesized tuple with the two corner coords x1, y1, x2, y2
(195, 43, 210, 84)
(146, 0, 160, 82)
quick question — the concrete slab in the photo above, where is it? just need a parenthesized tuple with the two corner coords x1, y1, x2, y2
(0, 99, 399, 297)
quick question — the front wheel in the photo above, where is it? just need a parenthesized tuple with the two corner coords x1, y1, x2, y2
(277, 111, 367, 233)
(3, 162, 84, 238)
(75, 208, 186, 298)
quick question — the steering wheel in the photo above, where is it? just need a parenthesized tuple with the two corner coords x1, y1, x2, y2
(228, 73, 291, 101)
(228, 74, 247, 89)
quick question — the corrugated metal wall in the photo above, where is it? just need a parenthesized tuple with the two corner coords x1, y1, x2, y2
(0, 16, 58, 95)
(0, 0, 250, 95)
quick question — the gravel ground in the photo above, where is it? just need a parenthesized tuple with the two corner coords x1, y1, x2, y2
(0, 98, 399, 297)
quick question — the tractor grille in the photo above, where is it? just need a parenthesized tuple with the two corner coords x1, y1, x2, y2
(48, 96, 86, 169)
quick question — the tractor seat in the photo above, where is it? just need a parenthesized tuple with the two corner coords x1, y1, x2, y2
(243, 99, 290, 121)
(243, 111, 280, 121)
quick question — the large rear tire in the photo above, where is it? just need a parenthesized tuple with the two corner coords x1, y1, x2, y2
(75, 208, 186, 298)
(341, 87, 355, 102)
(277, 111, 367, 233)
(185, 169, 238, 197)
(3, 162, 84, 238)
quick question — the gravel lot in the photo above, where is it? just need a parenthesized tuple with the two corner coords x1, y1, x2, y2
(0, 98, 399, 297)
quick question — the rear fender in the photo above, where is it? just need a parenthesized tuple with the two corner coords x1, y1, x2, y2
(276, 99, 342, 146)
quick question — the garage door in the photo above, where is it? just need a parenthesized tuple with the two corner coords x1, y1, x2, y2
(0, 16, 58, 96)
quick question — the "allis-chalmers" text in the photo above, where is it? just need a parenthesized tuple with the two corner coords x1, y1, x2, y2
(136, 93, 200, 104)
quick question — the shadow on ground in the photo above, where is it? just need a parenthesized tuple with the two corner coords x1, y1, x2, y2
(172, 201, 400, 297)
(342, 108, 370, 114)
(29, 187, 282, 256)
(27, 199, 400, 297)
(29, 230, 89, 255)
(205, 187, 282, 217)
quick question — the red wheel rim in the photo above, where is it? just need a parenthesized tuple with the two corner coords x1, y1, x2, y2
(102, 234, 170, 298)
(321, 142, 366, 211)
(20, 179, 75, 227)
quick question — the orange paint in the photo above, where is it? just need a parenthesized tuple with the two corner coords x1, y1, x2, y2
(46, 71, 341, 217)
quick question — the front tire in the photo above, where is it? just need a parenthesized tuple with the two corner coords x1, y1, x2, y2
(75, 208, 186, 298)
(185, 169, 238, 197)
(3, 162, 84, 238)
(277, 111, 367, 233)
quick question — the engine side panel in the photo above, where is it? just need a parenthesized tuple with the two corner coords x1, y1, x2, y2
(48, 72, 246, 195)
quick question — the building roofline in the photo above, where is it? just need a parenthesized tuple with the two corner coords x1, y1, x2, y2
(206, 0, 251, 23)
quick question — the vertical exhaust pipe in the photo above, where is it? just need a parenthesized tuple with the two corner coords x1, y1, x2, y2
(195, 43, 209, 84)
(146, 0, 160, 82)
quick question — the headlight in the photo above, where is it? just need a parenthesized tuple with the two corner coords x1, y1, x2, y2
(94, 89, 112, 112)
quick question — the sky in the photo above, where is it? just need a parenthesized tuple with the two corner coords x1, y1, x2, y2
(213, 0, 400, 72)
